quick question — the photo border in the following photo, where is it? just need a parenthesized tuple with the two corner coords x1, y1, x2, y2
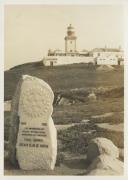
(1, 0, 128, 179)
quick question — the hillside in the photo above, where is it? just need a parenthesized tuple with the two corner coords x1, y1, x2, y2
(4, 61, 124, 175)
(4, 61, 124, 100)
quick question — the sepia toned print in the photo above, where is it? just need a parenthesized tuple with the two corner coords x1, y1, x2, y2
(4, 5, 124, 175)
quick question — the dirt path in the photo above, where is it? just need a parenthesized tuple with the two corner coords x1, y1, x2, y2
(97, 123, 123, 132)
(55, 120, 89, 130)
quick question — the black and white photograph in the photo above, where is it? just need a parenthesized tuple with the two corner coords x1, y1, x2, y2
(2, 0, 128, 177)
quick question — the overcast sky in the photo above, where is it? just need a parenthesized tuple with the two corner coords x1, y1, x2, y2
(4, 5, 124, 70)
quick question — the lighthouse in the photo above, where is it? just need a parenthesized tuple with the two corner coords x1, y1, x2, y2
(65, 24, 77, 53)
(43, 24, 94, 66)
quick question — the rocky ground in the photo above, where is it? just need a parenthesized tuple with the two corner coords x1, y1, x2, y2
(4, 64, 124, 175)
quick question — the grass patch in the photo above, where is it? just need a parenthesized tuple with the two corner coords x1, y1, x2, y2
(53, 97, 123, 124)
(4, 63, 123, 100)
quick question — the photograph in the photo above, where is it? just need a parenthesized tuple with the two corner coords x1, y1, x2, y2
(4, 2, 125, 176)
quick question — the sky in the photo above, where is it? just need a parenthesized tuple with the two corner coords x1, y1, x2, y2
(4, 5, 124, 70)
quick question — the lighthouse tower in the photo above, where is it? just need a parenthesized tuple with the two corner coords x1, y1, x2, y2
(65, 24, 77, 53)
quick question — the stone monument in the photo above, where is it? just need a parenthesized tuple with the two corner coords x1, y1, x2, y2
(9, 75, 57, 170)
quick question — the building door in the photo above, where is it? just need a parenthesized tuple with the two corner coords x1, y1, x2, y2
(50, 61, 54, 67)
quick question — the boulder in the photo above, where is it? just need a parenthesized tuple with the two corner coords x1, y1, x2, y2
(88, 92, 97, 102)
(86, 154, 123, 175)
(86, 137, 119, 163)
(8, 75, 57, 170)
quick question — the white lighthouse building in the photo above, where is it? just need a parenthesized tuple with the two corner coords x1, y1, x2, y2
(43, 24, 94, 66)
(65, 24, 77, 54)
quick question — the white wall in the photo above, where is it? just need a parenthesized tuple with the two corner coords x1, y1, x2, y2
(120, 61, 124, 65)
(43, 56, 94, 66)
(97, 56, 118, 65)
